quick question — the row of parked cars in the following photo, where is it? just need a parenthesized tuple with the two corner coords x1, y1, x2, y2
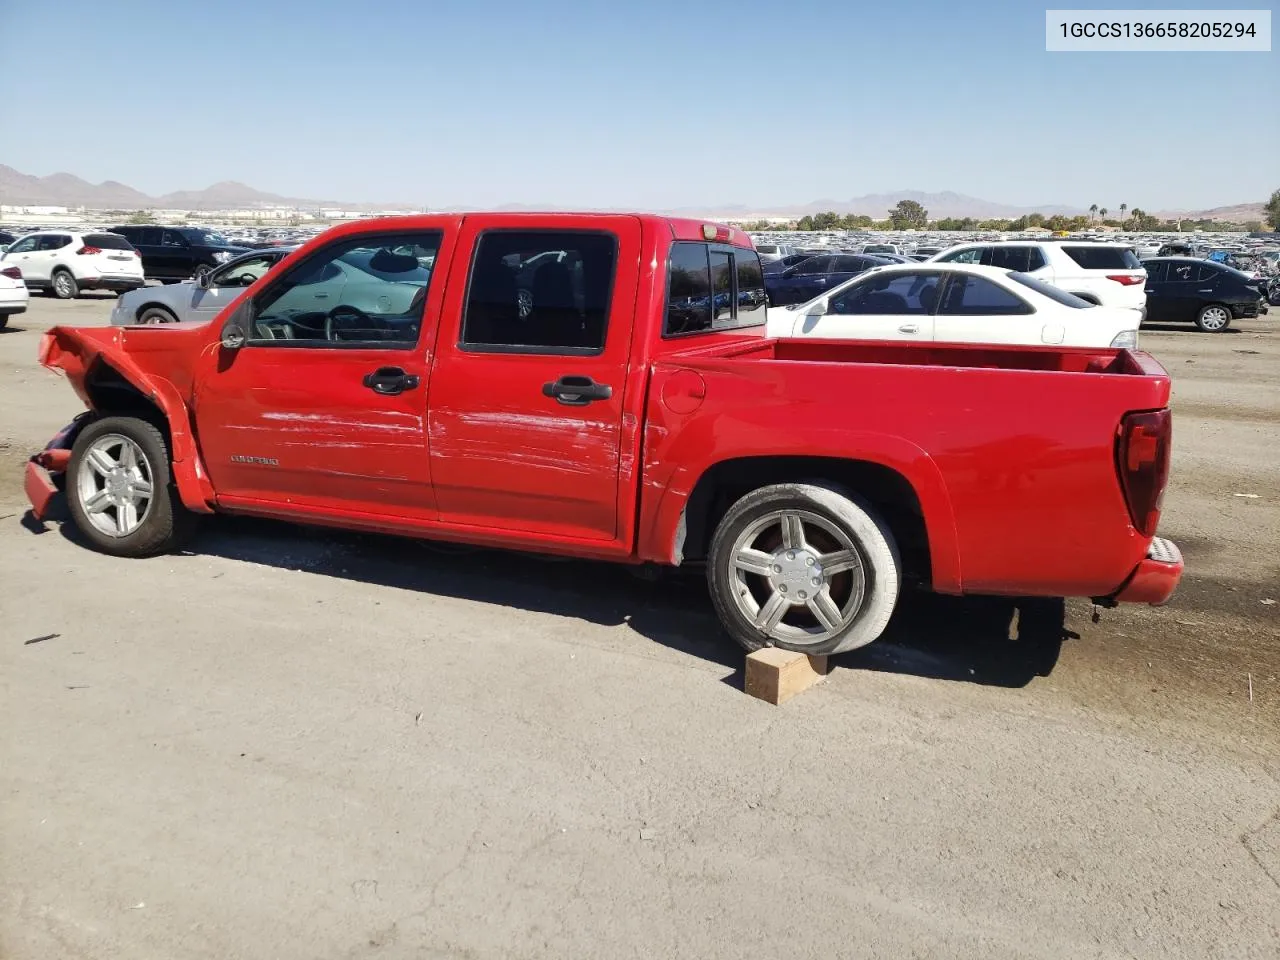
(0, 222, 1272, 346)
(756, 238, 1272, 338)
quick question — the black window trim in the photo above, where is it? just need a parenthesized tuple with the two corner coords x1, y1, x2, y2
(457, 227, 619, 357)
(244, 228, 442, 351)
(662, 241, 767, 340)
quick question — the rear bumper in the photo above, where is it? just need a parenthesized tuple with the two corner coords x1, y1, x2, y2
(1112, 537, 1183, 605)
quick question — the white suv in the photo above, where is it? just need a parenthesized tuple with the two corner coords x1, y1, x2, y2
(0, 231, 145, 299)
(927, 241, 1146, 315)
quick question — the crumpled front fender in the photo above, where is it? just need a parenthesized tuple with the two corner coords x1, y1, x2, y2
(37, 326, 216, 513)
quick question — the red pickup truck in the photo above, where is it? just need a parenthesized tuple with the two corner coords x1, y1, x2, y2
(26, 213, 1182, 655)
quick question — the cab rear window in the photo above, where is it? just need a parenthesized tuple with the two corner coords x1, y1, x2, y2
(664, 242, 766, 337)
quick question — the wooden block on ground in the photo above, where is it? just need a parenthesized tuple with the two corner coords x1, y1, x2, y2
(744, 648, 829, 705)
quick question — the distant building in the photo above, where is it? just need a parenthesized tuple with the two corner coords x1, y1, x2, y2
(0, 204, 70, 215)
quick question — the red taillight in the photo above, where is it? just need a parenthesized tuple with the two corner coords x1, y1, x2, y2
(1, 266, 21, 280)
(1117, 409, 1171, 537)
(76, 245, 103, 256)
(1107, 274, 1145, 285)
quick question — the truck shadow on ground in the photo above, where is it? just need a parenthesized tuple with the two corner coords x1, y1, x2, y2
(49, 513, 1072, 689)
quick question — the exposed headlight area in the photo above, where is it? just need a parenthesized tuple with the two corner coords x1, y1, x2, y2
(212, 251, 234, 263)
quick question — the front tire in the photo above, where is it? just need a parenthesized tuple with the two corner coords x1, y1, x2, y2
(51, 269, 79, 299)
(137, 305, 179, 325)
(66, 416, 196, 557)
(1195, 303, 1231, 332)
(707, 482, 901, 655)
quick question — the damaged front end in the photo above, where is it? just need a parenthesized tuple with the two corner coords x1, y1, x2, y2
(25, 413, 93, 521)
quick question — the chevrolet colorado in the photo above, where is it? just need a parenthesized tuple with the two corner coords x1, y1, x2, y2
(26, 213, 1182, 655)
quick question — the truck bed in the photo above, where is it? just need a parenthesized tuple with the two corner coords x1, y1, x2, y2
(678, 336, 1165, 377)
(641, 336, 1172, 598)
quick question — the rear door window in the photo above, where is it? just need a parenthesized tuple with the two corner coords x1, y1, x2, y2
(1061, 245, 1142, 270)
(1169, 262, 1199, 282)
(663, 242, 766, 337)
(460, 230, 617, 354)
(939, 275, 1033, 316)
(161, 230, 189, 248)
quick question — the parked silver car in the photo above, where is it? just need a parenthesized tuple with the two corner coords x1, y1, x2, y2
(110, 247, 296, 326)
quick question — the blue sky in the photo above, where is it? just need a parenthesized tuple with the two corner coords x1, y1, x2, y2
(0, 0, 1274, 211)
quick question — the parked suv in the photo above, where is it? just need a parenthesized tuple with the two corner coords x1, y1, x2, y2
(108, 225, 250, 284)
(928, 241, 1147, 314)
(0, 231, 144, 298)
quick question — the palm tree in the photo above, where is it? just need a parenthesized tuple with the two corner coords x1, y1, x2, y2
(1089, 203, 1099, 222)
(1099, 207, 1108, 221)
(1120, 203, 1128, 227)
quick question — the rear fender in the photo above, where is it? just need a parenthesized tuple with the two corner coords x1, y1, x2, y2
(643, 431, 964, 593)
(39, 326, 216, 513)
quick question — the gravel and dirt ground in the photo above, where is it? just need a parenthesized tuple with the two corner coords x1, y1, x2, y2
(2, 294, 1277, 959)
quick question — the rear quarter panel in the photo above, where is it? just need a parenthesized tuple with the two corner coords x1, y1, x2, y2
(640, 344, 1171, 598)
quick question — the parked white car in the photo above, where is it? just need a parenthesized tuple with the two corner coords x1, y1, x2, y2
(0, 231, 144, 298)
(0, 261, 30, 328)
(927, 241, 1146, 315)
(766, 263, 1140, 349)
(111, 247, 294, 326)
(754, 243, 796, 263)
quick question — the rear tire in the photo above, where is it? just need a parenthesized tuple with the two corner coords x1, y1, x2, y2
(707, 482, 901, 656)
(137, 305, 179, 325)
(1195, 303, 1231, 332)
(0, 315, 8, 330)
(66, 416, 197, 558)
(51, 269, 79, 299)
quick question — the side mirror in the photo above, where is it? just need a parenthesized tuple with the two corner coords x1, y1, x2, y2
(220, 318, 246, 350)
(196, 270, 213, 290)
(219, 300, 254, 349)
(808, 299, 828, 317)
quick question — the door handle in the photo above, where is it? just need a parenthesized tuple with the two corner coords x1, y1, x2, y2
(542, 375, 612, 406)
(898, 323, 920, 334)
(362, 366, 420, 395)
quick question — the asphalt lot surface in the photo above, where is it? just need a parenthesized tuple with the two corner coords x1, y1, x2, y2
(2, 294, 1277, 959)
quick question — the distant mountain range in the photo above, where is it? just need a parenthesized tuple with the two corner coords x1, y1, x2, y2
(0, 165, 1261, 222)
(0, 165, 405, 212)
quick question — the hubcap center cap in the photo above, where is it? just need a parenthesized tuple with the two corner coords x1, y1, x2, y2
(106, 469, 131, 498)
(769, 549, 821, 599)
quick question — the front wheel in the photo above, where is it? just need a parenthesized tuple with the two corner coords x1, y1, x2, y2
(707, 482, 901, 655)
(66, 416, 196, 557)
(1195, 303, 1231, 332)
(137, 306, 179, 325)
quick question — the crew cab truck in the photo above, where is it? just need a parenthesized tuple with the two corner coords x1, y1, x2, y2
(25, 214, 1183, 656)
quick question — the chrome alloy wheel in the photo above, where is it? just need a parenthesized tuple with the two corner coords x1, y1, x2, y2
(75, 433, 155, 537)
(728, 508, 867, 645)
